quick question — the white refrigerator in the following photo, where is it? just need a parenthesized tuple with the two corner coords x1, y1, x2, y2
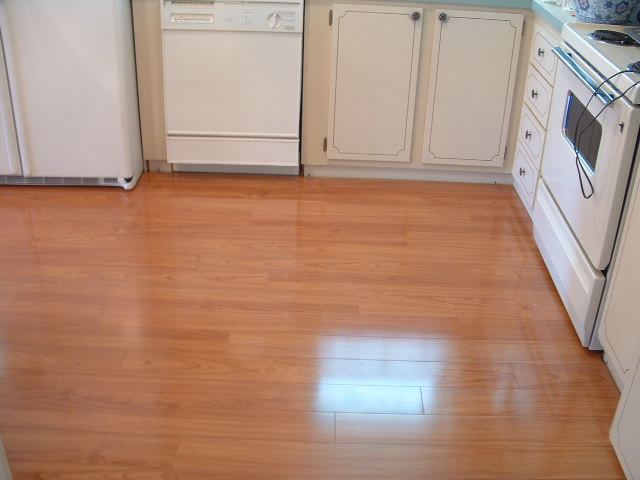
(0, 0, 143, 189)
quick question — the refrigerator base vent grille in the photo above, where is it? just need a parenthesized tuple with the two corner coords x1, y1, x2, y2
(0, 176, 123, 187)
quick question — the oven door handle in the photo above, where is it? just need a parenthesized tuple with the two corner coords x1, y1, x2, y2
(553, 47, 615, 104)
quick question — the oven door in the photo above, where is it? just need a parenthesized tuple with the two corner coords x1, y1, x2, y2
(543, 46, 640, 270)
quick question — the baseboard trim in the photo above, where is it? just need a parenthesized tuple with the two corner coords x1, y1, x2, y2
(147, 160, 173, 173)
(602, 351, 625, 392)
(304, 165, 513, 184)
(173, 163, 300, 176)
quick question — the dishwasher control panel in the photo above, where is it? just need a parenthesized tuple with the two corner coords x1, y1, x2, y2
(163, 2, 303, 33)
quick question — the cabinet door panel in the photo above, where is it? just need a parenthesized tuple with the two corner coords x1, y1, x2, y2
(327, 4, 422, 162)
(422, 10, 523, 167)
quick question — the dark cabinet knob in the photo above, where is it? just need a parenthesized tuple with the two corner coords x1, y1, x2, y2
(438, 12, 448, 22)
(411, 11, 421, 21)
(537, 47, 545, 57)
(519, 167, 526, 176)
(525, 130, 532, 140)
(531, 89, 538, 99)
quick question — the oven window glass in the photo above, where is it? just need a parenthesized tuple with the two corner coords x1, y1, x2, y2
(563, 92, 602, 173)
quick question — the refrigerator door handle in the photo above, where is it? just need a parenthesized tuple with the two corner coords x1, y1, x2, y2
(0, 0, 31, 176)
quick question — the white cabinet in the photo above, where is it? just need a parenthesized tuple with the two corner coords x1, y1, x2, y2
(327, 4, 422, 162)
(512, 22, 560, 217)
(422, 10, 523, 167)
(610, 340, 640, 480)
(0, 43, 21, 176)
(599, 166, 640, 389)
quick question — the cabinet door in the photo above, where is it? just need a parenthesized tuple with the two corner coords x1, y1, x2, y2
(327, 4, 422, 162)
(611, 340, 640, 480)
(0, 43, 21, 176)
(599, 170, 640, 388)
(422, 10, 523, 167)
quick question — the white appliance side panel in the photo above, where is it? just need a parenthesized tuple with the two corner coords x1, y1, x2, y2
(422, 10, 523, 167)
(599, 162, 640, 387)
(542, 61, 640, 270)
(0, 435, 11, 480)
(0, 36, 20, 176)
(611, 340, 640, 480)
(327, 4, 422, 163)
(0, 0, 142, 178)
(533, 182, 605, 347)
(163, 30, 302, 138)
(114, 0, 144, 181)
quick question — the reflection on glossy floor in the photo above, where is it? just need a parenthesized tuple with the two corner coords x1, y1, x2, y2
(0, 174, 623, 479)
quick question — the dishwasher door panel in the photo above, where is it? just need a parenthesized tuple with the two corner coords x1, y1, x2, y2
(163, 30, 302, 139)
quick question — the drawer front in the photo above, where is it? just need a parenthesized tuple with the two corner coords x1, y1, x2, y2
(513, 142, 537, 198)
(531, 29, 558, 84)
(525, 68, 552, 127)
(518, 107, 545, 169)
(167, 136, 299, 166)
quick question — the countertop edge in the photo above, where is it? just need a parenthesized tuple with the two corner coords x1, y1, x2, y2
(531, 0, 575, 32)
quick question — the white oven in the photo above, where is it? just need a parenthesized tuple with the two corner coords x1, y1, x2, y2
(533, 43, 640, 348)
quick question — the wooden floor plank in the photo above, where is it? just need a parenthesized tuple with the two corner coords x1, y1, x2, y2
(0, 374, 425, 415)
(120, 352, 518, 388)
(513, 363, 615, 388)
(3, 428, 177, 479)
(0, 407, 335, 444)
(420, 385, 620, 417)
(226, 333, 597, 364)
(174, 439, 624, 479)
(99, 303, 464, 339)
(335, 412, 612, 446)
(0, 325, 596, 365)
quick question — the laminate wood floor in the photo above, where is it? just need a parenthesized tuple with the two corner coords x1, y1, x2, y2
(0, 173, 623, 479)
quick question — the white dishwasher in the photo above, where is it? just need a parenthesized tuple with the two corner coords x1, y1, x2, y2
(161, 0, 303, 173)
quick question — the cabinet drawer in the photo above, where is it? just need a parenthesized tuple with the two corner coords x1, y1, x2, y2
(513, 142, 537, 199)
(518, 107, 545, 169)
(525, 68, 552, 127)
(531, 26, 558, 85)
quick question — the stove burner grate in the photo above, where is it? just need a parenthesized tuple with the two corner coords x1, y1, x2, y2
(588, 29, 639, 46)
